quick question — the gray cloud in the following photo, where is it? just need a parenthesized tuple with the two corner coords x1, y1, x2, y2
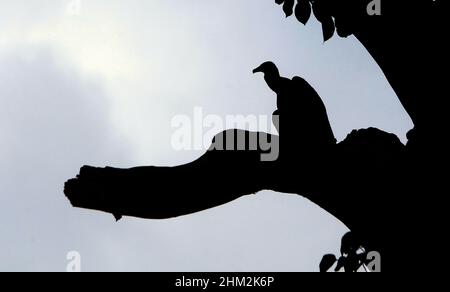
(0, 47, 132, 271)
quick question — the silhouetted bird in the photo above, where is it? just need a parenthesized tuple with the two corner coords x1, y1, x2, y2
(253, 61, 336, 151)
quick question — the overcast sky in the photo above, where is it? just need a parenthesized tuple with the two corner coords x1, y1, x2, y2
(0, 0, 413, 272)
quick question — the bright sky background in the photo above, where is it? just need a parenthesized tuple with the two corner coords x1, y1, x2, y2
(0, 0, 413, 271)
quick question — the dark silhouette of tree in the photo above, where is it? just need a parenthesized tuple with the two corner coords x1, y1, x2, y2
(273, 0, 444, 271)
(64, 0, 443, 271)
(278, 0, 444, 147)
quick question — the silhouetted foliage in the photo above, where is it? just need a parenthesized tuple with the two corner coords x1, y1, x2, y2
(294, 0, 312, 25)
(275, 0, 444, 145)
(320, 232, 378, 272)
(320, 254, 337, 272)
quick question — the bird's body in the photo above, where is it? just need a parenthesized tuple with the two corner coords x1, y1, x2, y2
(271, 76, 292, 112)
(253, 62, 336, 151)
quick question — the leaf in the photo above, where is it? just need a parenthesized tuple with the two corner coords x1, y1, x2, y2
(283, 0, 295, 17)
(320, 254, 337, 272)
(340, 232, 360, 255)
(335, 256, 346, 272)
(312, 0, 325, 23)
(295, 0, 312, 25)
(335, 17, 353, 38)
(322, 16, 335, 42)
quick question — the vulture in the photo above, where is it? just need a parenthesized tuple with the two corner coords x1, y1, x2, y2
(253, 61, 336, 150)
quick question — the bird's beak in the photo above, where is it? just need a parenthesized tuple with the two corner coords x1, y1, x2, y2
(252, 66, 262, 74)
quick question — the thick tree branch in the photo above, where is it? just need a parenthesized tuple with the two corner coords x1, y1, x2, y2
(65, 128, 405, 254)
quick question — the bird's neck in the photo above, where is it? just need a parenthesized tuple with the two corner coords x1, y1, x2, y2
(264, 75, 282, 94)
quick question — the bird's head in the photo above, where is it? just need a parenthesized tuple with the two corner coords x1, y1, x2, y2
(252, 61, 280, 77)
(253, 61, 282, 93)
